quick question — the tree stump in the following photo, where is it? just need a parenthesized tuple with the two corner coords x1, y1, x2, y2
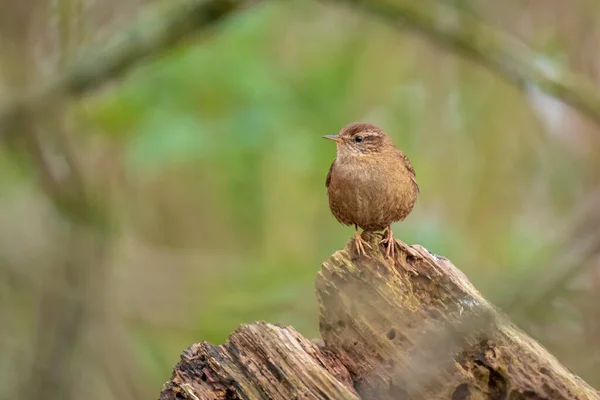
(159, 233, 600, 400)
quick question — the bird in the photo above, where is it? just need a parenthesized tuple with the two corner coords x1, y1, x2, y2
(324, 122, 419, 259)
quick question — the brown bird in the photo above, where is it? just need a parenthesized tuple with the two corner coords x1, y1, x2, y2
(324, 122, 419, 258)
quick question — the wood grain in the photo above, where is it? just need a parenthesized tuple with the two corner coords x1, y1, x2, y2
(159, 233, 600, 399)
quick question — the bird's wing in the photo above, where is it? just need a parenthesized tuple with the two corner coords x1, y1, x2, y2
(326, 159, 336, 188)
(398, 150, 419, 194)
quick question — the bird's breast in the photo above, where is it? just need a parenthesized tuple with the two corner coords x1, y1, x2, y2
(327, 155, 416, 230)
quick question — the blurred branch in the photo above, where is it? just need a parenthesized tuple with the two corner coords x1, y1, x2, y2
(57, 0, 84, 68)
(0, 2, 250, 399)
(1, 3, 106, 400)
(330, 0, 600, 126)
(9, 32, 105, 400)
(504, 190, 600, 316)
(2, 2, 252, 399)
(0, 0, 250, 139)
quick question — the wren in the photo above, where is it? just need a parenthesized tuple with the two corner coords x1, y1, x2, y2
(324, 122, 419, 258)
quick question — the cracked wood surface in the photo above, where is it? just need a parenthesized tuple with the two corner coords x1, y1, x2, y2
(158, 322, 358, 400)
(159, 233, 599, 400)
(317, 232, 600, 400)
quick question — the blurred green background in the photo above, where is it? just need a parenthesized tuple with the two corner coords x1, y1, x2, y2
(1, 0, 600, 398)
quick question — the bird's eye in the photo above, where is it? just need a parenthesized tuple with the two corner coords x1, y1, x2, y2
(354, 136, 363, 143)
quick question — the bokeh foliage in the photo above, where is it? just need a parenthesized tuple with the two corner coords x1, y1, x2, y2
(1, 0, 599, 398)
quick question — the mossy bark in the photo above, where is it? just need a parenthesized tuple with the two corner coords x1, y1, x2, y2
(159, 233, 599, 400)
(317, 232, 599, 399)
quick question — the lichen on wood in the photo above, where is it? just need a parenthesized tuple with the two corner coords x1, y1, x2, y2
(159, 233, 600, 400)
(317, 232, 600, 399)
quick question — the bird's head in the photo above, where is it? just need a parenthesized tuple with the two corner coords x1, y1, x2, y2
(323, 122, 393, 160)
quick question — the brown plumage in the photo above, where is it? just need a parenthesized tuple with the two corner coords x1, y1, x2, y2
(324, 122, 419, 258)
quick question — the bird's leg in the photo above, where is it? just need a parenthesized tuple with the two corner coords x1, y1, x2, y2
(353, 225, 371, 256)
(381, 226, 396, 259)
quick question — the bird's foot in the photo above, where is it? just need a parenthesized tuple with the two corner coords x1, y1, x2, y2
(380, 227, 397, 260)
(354, 230, 372, 256)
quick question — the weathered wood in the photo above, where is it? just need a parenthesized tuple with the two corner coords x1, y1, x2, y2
(158, 322, 358, 400)
(159, 233, 600, 400)
(317, 232, 600, 400)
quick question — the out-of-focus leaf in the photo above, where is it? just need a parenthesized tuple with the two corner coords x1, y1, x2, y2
(126, 111, 209, 173)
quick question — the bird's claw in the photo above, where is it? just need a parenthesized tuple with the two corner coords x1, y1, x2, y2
(384, 240, 396, 259)
(354, 230, 372, 256)
(380, 228, 397, 260)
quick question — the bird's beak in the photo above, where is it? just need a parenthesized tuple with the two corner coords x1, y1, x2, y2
(323, 134, 342, 143)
